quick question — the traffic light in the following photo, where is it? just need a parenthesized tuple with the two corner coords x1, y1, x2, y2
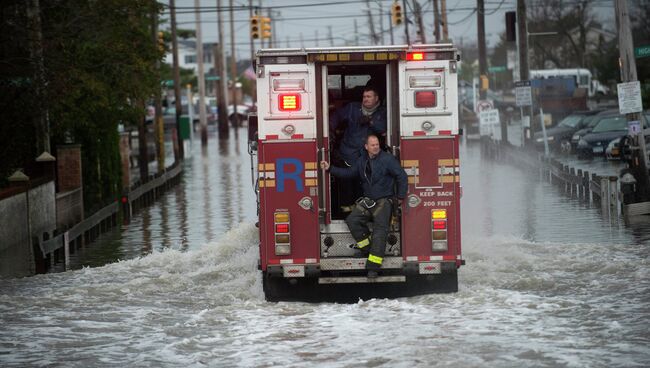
(250, 16, 260, 39)
(391, 2, 403, 26)
(261, 16, 272, 39)
(480, 74, 489, 91)
(157, 31, 165, 53)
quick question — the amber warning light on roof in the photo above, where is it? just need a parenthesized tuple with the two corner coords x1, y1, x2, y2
(279, 94, 300, 111)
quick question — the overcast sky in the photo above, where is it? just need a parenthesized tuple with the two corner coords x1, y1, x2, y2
(163, 0, 616, 61)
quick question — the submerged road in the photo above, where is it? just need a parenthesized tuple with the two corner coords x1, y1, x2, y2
(1, 130, 649, 367)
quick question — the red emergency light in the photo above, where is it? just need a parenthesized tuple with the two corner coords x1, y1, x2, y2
(407, 52, 424, 61)
(279, 94, 300, 111)
(414, 91, 437, 108)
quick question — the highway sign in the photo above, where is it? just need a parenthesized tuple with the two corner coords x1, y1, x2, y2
(635, 45, 650, 59)
(617, 81, 643, 114)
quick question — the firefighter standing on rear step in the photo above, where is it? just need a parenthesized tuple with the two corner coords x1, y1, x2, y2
(320, 134, 408, 278)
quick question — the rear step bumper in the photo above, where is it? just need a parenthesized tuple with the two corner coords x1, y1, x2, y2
(319, 276, 406, 284)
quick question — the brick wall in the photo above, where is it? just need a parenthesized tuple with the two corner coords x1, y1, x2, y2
(56, 145, 82, 192)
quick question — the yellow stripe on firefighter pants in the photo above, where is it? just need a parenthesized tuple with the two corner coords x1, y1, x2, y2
(368, 254, 383, 265)
(357, 238, 370, 249)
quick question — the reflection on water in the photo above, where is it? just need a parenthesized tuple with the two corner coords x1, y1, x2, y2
(68, 127, 257, 269)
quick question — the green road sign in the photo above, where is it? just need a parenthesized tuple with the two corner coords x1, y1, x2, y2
(488, 66, 507, 73)
(162, 79, 174, 87)
(635, 45, 650, 59)
(206, 75, 220, 81)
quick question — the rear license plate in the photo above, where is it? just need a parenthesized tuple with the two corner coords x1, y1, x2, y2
(593, 146, 604, 153)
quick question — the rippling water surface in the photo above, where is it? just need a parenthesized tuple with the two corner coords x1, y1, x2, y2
(1, 134, 649, 367)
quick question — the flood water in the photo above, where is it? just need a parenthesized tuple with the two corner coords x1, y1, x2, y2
(1, 129, 649, 367)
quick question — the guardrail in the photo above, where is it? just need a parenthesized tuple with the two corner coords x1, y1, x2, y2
(36, 162, 183, 272)
(481, 139, 623, 219)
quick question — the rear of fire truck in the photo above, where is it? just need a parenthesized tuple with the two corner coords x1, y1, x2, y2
(248, 45, 464, 302)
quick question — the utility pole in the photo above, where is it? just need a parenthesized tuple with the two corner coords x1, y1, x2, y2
(354, 19, 360, 45)
(170, 0, 184, 160)
(477, 0, 487, 100)
(433, 0, 440, 43)
(402, 0, 410, 45)
(365, 0, 378, 45)
(615, 0, 649, 201)
(517, 0, 531, 146)
(414, 1, 426, 43)
(195, 0, 208, 145)
(378, 3, 385, 45)
(26, 0, 50, 155)
(216, 0, 229, 137)
(248, 0, 256, 104)
(388, 10, 394, 45)
(328, 26, 334, 46)
(230, 0, 239, 127)
(441, 0, 448, 41)
(152, 11, 165, 174)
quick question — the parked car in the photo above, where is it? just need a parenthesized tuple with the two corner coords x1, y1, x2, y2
(533, 110, 601, 152)
(576, 115, 629, 159)
(570, 109, 619, 152)
(163, 103, 215, 127)
(606, 112, 650, 160)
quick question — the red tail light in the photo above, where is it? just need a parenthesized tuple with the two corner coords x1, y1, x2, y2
(433, 220, 447, 230)
(415, 91, 437, 108)
(279, 94, 300, 111)
(275, 223, 290, 233)
(407, 52, 424, 61)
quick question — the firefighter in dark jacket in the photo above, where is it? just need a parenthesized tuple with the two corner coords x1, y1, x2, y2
(320, 134, 408, 278)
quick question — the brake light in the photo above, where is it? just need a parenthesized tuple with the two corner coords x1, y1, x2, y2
(414, 91, 437, 108)
(431, 209, 448, 251)
(407, 52, 424, 61)
(274, 211, 291, 255)
(279, 94, 300, 111)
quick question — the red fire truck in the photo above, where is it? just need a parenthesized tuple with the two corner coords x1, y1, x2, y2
(247, 44, 464, 302)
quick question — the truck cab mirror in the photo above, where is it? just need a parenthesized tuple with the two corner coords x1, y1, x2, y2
(248, 113, 258, 144)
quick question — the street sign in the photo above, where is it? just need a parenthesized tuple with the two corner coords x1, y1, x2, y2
(515, 85, 532, 107)
(479, 109, 500, 136)
(635, 45, 650, 59)
(628, 121, 641, 135)
(206, 75, 220, 81)
(488, 66, 507, 73)
(617, 81, 643, 114)
(476, 99, 494, 113)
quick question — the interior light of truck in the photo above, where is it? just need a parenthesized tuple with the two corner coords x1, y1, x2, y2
(275, 223, 290, 233)
(274, 213, 290, 222)
(273, 79, 305, 91)
(275, 234, 290, 243)
(414, 91, 437, 108)
(432, 209, 447, 219)
(279, 94, 300, 111)
(409, 75, 441, 88)
(407, 52, 424, 61)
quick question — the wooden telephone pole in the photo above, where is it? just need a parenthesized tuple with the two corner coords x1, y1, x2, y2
(169, 0, 184, 160)
(615, 0, 649, 201)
